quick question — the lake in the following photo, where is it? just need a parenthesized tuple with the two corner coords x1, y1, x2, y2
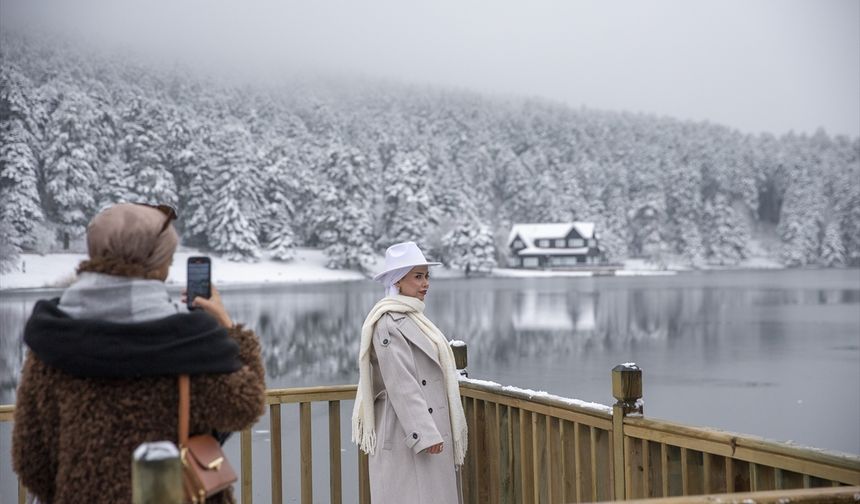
(1, 268, 858, 502)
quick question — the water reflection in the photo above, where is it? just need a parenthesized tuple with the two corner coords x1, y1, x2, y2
(2, 275, 859, 399)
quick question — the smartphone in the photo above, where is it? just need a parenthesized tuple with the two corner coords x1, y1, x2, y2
(187, 256, 211, 310)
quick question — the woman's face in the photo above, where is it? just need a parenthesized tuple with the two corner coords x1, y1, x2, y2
(396, 266, 430, 301)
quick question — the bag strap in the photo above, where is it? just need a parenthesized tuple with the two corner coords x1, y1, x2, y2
(179, 374, 190, 445)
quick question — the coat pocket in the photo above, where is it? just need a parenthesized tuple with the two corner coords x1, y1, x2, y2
(375, 391, 397, 451)
(381, 398, 397, 451)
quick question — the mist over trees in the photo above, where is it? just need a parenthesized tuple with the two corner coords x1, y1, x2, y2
(1, 34, 858, 272)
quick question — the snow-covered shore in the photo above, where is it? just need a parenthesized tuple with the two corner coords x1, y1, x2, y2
(0, 250, 787, 291)
(0, 249, 368, 290)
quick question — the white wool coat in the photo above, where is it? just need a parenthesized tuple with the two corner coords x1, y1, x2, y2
(368, 312, 463, 504)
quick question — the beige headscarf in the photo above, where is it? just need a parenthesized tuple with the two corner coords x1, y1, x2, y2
(78, 203, 179, 279)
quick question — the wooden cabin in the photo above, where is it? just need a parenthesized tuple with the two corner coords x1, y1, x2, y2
(508, 223, 604, 268)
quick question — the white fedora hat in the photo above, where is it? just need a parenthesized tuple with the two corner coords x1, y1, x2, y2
(373, 241, 441, 281)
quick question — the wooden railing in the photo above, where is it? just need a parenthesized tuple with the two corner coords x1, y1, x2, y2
(3, 348, 859, 503)
(457, 375, 860, 503)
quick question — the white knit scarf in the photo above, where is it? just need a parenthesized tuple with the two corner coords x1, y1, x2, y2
(351, 295, 468, 465)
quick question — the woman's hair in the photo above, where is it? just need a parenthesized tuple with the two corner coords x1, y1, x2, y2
(76, 203, 179, 279)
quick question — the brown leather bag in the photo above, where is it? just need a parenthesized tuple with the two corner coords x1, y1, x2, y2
(179, 374, 237, 503)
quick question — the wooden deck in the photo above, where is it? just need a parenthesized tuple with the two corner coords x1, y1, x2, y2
(2, 346, 859, 503)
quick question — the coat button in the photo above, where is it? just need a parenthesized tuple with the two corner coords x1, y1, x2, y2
(412, 433, 418, 439)
(428, 408, 433, 413)
(382, 338, 389, 346)
(421, 380, 427, 386)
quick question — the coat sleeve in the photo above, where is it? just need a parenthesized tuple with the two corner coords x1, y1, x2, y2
(12, 353, 59, 503)
(189, 324, 266, 432)
(373, 315, 444, 454)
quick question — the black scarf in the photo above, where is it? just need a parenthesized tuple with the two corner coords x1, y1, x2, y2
(24, 298, 241, 378)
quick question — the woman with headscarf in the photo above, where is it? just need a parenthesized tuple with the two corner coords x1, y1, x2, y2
(12, 203, 266, 504)
(352, 241, 468, 504)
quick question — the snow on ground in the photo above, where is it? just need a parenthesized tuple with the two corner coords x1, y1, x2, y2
(0, 248, 368, 290)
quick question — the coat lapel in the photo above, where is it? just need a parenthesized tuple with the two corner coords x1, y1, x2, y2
(389, 312, 441, 368)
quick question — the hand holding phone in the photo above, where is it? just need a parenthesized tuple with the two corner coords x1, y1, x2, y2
(187, 256, 211, 310)
(184, 257, 233, 328)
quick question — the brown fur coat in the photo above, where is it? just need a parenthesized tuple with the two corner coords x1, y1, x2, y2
(12, 325, 266, 504)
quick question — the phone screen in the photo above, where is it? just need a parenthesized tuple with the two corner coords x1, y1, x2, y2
(187, 258, 211, 309)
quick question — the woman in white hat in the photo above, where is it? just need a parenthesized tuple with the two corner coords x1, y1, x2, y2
(352, 241, 467, 504)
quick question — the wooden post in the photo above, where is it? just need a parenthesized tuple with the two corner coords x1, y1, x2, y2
(612, 363, 643, 501)
(132, 441, 183, 504)
(451, 341, 468, 377)
(241, 428, 253, 504)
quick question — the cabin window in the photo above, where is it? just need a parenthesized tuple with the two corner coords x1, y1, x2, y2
(512, 239, 525, 249)
(550, 256, 579, 267)
(554, 239, 565, 248)
(523, 257, 539, 268)
(568, 238, 585, 248)
(537, 239, 550, 248)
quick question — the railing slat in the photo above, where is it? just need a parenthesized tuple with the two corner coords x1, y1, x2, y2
(549, 416, 562, 503)
(643, 438, 651, 498)
(241, 428, 253, 504)
(469, 397, 479, 503)
(531, 412, 541, 504)
(358, 450, 371, 504)
(462, 396, 471, 504)
(681, 447, 689, 495)
(560, 420, 577, 503)
(512, 407, 523, 503)
(750, 462, 758, 492)
(328, 401, 342, 504)
(661, 443, 670, 497)
(489, 401, 501, 504)
(574, 422, 584, 503)
(270, 403, 283, 504)
(726, 456, 735, 492)
(500, 405, 515, 504)
(477, 398, 490, 503)
(520, 408, 534, 503)
(300, 402, 312, 504)
(590, 426, 599, 502)
(624, 435, 633, 498)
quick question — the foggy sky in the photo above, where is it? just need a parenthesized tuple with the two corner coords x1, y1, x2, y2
(3, 0, 859, 136)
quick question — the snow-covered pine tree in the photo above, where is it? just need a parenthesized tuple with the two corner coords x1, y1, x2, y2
(841, 193, 860, 267)
(777, 167, 823, 266)
(260, 157, 302, 262)
(702, 193, 749, 265)
(42, 86, 105, 249)
(819, 219, 845, 267)
(309, 145, 375, 270)
(441, 219, 497, 273)
(118, 97, 177, 205)
(664, 161, 705, 263)
(203, 124, 264, 261)
(0, 218, 20, 272)
(377, 150, 437, 249)
(0, 64, 45, 252)
(207, 178, 261, 261)
(627, 153, 665, 261)
(598, 164, 630, 261)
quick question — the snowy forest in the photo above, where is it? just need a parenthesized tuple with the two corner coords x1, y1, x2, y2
(1, 32, 858, 273)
